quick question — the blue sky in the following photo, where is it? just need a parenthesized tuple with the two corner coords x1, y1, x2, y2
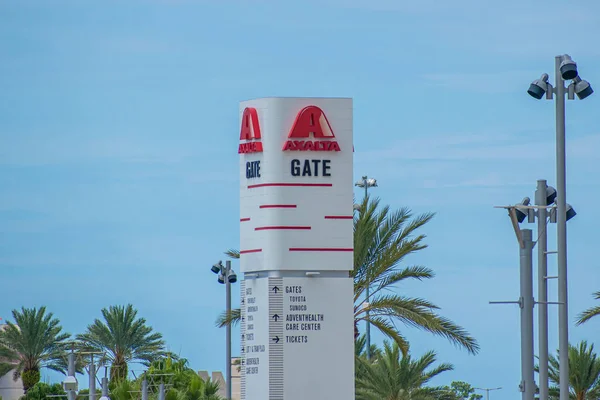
(2, 0, 600, 395)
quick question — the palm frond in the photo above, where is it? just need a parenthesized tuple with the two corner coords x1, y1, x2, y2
(215, 308, 241, 328)
(363, 316, 409, 355)
(575, 291, 600, 325)
(224, 249, 240, 259)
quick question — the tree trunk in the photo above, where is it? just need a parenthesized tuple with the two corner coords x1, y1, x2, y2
(21, 368, 41, 393)
(110, 362, 128, 383)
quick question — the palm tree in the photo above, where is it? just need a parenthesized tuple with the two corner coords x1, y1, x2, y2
(217, 196, 479, 355)
(0, 306, 70, 392)
(76, 304, 166, 383)
(356, 341, 454, 400)
(540, 340, 600, 400)
(576, 291, 600, 325)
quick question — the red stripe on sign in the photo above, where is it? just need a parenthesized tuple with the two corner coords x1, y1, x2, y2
(240, 218, 250, 222)
(255, 226, 311, 231)
(259, 204, 297, 209)
(240, 249, 262, 254)
(289, 247, 353, 252)
(248, 183, 333, 188)
(324, 216, 353, 219)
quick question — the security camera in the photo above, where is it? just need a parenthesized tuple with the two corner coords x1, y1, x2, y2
(559, 55, 578, 80)
(573, 76, 593, 100)
(528, 74, 549, 99)
(218, 274, 225, 284)
(63, 376, 78, 392)
(228, 272, 238, 283)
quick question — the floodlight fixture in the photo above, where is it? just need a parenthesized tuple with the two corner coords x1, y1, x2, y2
(566, 204, 576, 221)
(528, 73, 550, 99)
(228, 271, 237, 283)
(211, 261, 223, 274)
(515, 197, 531, 223)
(572, 76, 594, 100)
(546, 186, 557, 205)
(355, 176, 377, 188)
(548, 203, 576, 222)
(217, 274, 225, 284)
(559, 55, 578, 80)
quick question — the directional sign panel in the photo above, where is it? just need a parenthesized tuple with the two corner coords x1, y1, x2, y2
(240, 278, 269, 400)
(280, 276, 354, 400)
(241, 276, 354, 400)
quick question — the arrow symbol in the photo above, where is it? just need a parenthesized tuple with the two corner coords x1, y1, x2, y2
(241, 299, 245, 304)
(272, 314, 280, 322)
(272, 286, 280, 293)
(272, 336, 280, 343)
(241, 316, 245, 321)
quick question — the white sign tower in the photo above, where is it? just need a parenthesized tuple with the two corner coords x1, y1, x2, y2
(238, 97, 354, 400)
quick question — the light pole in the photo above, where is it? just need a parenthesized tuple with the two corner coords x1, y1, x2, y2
(211, 260, 237, 400)
(99, 367, 110, 400)
(62, 345, 78, 400)
(354, 175, 377, 361)
(475, 387, 502, 400)
(527, 54, 593, 400)
(490, 223, 536, 400)
(494, 188, 576, 400)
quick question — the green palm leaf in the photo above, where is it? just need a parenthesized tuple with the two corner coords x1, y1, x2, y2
(576, 291, 600, 325)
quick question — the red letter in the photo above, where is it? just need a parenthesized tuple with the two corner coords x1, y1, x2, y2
(240, 108, 261, 140)
(287, 106, 335, 139)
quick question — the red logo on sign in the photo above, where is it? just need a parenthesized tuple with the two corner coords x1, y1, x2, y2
(238, 107, 263, 154)
(282, 106, 340, 152)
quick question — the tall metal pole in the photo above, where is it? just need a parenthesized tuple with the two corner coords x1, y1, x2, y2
(89, 355, 96, 400)
(225, 260, 232, 400)
(555, 56, 569, 400)
(536, 180, 549, 400)
(158, 383, 165, 400)
(101, 377, 108, 398)
(141, 379, 148, 400)
(364, 180, 371, 361)
(520, 229, 535, 400)
(68, 350, 76, 400)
